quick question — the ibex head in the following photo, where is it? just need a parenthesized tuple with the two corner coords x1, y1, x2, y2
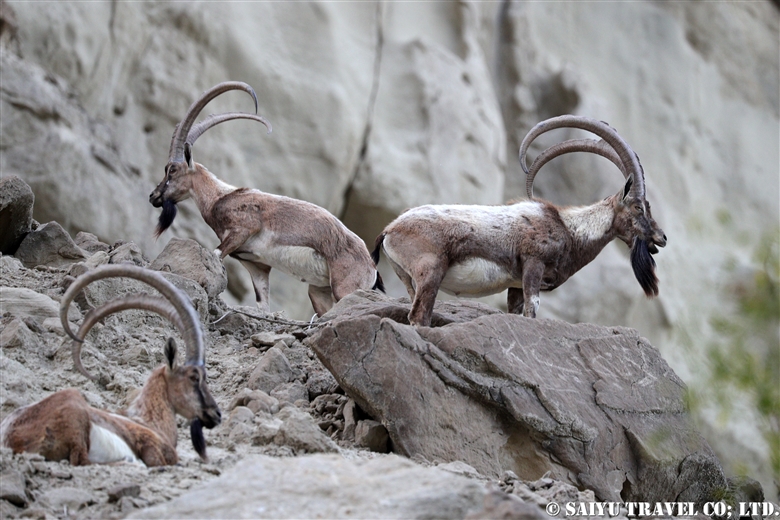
(520, 115, 667, 296)
(149, 81, 272, 238)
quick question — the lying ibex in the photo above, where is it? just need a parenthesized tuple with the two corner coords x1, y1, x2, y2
(149, 81, 383, 316)
(0, 265, 221, 466)
(373, 115, 667, 326)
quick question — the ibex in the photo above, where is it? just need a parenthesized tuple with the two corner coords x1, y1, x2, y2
(373, 115, 667, 326)
(0, 265, 221, 466)
(149, 81, 383, 316)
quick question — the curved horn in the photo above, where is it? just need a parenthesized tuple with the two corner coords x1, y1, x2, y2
(168, 82, 259, 164)
(71, 295, 183, 380)
(60, 265, 204, 368)
(519, 115, 646, 199)
(186, 112, 272, 148)
(525, 139, 627, 199)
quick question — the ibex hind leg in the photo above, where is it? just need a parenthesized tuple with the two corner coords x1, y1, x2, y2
(238, 260, 272, 313)
(308, 285, 335, 316)
(408, 256, 448, 327)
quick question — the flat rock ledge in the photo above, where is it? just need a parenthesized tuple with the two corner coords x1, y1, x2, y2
(306, 290, 727, 505)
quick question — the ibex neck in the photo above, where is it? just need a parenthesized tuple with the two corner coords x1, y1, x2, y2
(125, 366, 177, 447)
(558, 199, 616, 273)
(190, 164, 237, 216)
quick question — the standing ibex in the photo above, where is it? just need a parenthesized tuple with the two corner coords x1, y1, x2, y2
(0, 265, 221, 466)
(149, 82, 383, 316)
(373, 115, 667, 326)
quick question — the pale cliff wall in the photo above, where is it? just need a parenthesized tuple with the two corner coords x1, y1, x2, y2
(1, 0, 777, 492)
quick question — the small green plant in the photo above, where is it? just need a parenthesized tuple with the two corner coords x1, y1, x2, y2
(708, 229, 779, 479)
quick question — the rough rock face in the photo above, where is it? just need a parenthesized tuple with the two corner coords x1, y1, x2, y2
(130, 454, 545, 520)
(1, 0, 777, 488)
(0, 175, 34, 255)
(307, 291, 727, 504)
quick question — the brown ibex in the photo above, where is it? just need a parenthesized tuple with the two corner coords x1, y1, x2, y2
(373, 115, 667, 326)
(0, 265, 221, 466)
(149, 82, 383, 316)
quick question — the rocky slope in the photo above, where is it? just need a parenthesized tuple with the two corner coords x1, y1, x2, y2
(1, 0, 777, 493)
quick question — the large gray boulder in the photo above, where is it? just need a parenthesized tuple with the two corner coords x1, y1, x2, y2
(14, 221, 89, 268)
(150, 237, 227, 299)
(130, 453, 545, 520)
(306, 291, 727, 505)
(0, 175, 34, 255)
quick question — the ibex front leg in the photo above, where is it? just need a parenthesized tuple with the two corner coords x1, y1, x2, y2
(507, 287, 524, 315)
(520, 258, 544, 318)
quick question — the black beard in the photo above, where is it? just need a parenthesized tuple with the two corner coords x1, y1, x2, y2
(631, 238, 659, 297)
(154, 199, 178, 239)
(190, 418, 207, 461)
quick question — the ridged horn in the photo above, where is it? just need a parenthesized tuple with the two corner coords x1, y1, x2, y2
(525, 139, 627, 199)
(70, 295, 183, 380)
(60, 265, 204, 370)
(186, 112, 272, 148)
(168, 82, 258, 164)
(519, 115, 646, 200)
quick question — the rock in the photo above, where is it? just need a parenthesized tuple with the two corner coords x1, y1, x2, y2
(109, 241, 149, 267)
(150, 237, 227, 299)
(252, 412, 284, 446)
(228, 388, 279, 415)
(270, 380, 308, 405)
(0, 469, 27, 506)
(14, 221, 89, 268)
(227, 409, 256, 444)
(274, 406, 339, 454)
(74, 232, 110, 253)
(128, 453, 515, 519)
(306, 292, 727, 505)
(107, 483, 141, 503)
(305, 369, 339, 400)
(0, 255, 24, 273)
(438, 461, 484, 480)
(38, 486, 95, 510)
(247, 345, 294, 393)
(354, 419, 389, 453)
(0, 175, 34, 255)
(0, 317, 38, 349)
(249, 332, 296, 348)
(465, 490, 547, 520)
(0, 287, 80, 323)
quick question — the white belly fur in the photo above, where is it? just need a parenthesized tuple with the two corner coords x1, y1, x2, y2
(88, 424, 139, 464)
(236, 231, 330, 287)
(440, 258, 520, 298)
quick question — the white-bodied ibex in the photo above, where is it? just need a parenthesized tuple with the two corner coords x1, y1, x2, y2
(373, 115, 667, 326)
(149, 82, 383, 316)
(0, 265, 221, 466)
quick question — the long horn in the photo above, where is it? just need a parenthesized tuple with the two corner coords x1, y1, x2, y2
(525, 139, 627, 199)
(519, 115, 646, 199)
(71, 295, 183, 380)
(186, 112, 272, 148)
(60, 265, 204, 367)
(168, 82, 258, 164)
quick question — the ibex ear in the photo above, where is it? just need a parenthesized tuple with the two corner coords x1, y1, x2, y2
(164, 338, 178, 369)
(184, 142, 194, 171)
(622, 178, 634, 202)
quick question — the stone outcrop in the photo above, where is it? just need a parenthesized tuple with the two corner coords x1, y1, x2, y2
(150, 237, 227, 299)
(306, 291, 727, 504)
(0, 175, 34, 255)
(130, 454, 546, 520)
